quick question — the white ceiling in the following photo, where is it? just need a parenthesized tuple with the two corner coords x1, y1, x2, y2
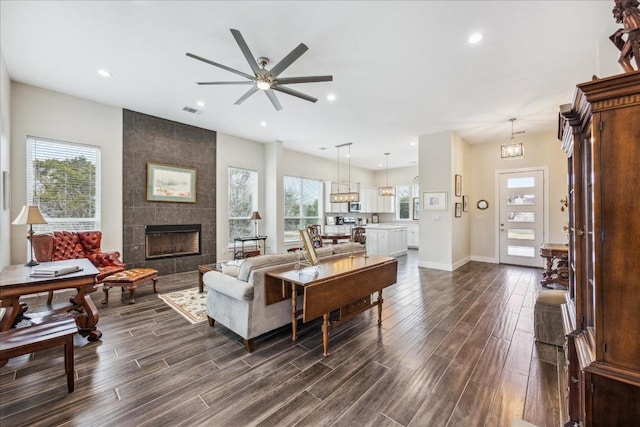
(0, 1, 618, 170)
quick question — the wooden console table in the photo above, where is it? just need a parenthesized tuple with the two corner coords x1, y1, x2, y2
(265, 255, 398, 356)
(0, 258, 102, 342)
(539, 243, 569, 289)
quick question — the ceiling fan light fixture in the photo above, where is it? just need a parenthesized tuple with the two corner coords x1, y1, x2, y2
(256, 80, 271, 90)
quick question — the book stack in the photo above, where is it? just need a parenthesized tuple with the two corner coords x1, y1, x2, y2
(30, 265, 83, 277)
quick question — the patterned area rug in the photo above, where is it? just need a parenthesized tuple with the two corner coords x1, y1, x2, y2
(158, 287, 207, 324)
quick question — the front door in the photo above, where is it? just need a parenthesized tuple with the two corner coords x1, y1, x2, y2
(498, 169, 544, 267)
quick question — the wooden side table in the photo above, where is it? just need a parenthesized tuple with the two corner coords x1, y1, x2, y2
(539, 243, 569, 289)
(198, 263, 224, 293)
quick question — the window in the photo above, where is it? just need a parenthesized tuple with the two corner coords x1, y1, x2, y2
(228, 167, 258, 243)
(27, 136, 101, 232)
(396, 185, 411, 220)
(284, 176, 322, 241)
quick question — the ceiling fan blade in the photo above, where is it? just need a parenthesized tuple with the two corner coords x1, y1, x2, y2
(264, 90, 283, 111)
(272, 85, 318, 103)
(269, 43, 308, 77)
(186, 52, 254, 80)
(275, 75, 333, 84)
(197, 81, 254, 85)
(230, 29, 262, 76)
(234, 86, 259, 105)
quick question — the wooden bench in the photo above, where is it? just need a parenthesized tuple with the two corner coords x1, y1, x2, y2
(0, 317, 78, 393)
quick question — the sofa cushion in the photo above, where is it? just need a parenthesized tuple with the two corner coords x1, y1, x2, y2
(204, 271, 254, 301)
(222, 264, 240, 278)
(237, 253, 298, 282)
(329, 242, 365, 255)
(315, 247, 333, 258)
(52, 231, 85, 260)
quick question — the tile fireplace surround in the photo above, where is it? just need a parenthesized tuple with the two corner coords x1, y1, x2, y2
(122, 110, 216, 275)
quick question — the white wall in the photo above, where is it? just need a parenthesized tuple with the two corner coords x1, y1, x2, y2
(10, 83, 123, 264)
(283, 149, 375, 187)
(468, 130, 569, 263)
(215, 133, 266, 260)
(0, 52, 11, 268)
(451, 132, 471, 268)
(418, 130, 454, 270)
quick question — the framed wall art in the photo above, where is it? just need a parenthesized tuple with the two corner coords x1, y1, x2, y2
(463, 195, 469, 212)
(455, 174, 462, 197)
(423, 191, 447, 211)
(455, 202, 462, 218)
(147, 162, 197, 203)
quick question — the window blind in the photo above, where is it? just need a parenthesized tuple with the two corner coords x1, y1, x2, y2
(26, 136, 101, 232)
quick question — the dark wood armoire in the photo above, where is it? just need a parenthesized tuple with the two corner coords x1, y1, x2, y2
(558, 71, 640, 427)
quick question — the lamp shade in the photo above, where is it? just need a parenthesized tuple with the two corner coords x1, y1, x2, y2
(250, 211, 262, 220)
(12, 205, 47, 225)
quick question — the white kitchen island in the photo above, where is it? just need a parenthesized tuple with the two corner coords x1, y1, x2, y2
(365, 225, 408, 257)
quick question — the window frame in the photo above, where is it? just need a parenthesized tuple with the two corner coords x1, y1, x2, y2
(283, 175, 323, 242)
(227, 166, 258, 245)
(26, 135, 102, 232)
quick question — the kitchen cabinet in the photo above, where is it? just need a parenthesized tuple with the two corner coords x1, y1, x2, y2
(377, 194, 395, 213)
(366, 226, 407, 257)
(360, 186, 378, 213)
(406, 224, 419, 248)
(558, 71, 640, 426)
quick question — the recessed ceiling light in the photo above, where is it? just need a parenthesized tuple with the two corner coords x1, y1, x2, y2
(410, 142, 416, 146)
(327, 94, 336, 101)
(468, 32, 483, 44)
(378, 163, 383, 168)
(97, 69, 112, 77)
(260, 121, 267, 127)
(196, 101, 205, 107)
(319, 147, 327, 150)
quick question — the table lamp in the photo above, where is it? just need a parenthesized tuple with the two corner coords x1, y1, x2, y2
(12, 205, 48, 266)
(250, 211, 261, 237)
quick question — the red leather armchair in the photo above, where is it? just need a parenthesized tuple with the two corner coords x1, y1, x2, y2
(32, 231, 126, 304)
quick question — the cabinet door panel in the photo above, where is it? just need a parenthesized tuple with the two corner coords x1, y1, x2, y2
(597, 107, 640, 370)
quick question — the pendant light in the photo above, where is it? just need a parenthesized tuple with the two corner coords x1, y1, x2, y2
(329, 143, 359, 203)
(378, 153, 395, 196)
(501, 118, 525, 159)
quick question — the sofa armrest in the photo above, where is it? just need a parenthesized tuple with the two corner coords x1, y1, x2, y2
(86, 251, 126, 269)
(204, 271, 254, 301)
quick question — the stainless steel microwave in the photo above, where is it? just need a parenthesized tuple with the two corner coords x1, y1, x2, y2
(349, 202, 361, 212)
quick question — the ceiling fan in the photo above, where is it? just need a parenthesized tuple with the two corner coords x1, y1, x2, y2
(186, 29, 333, 111)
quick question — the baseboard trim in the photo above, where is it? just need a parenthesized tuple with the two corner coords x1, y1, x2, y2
(470, 255, 498, 264)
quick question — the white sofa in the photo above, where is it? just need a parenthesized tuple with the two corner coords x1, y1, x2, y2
(204, 243, 365, 352)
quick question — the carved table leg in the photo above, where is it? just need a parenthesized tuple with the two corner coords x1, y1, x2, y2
(0, 297, 21, 332)
(291, 282, 297, 341)
(73, 284, 102, 342)
(322, 313, 330, 357)
(377, 289, 384, 326)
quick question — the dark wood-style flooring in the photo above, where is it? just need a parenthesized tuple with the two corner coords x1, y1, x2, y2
(0, 250, 563, 427)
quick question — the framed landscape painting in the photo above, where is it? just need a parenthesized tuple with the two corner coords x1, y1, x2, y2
(147, 162, 197, 203)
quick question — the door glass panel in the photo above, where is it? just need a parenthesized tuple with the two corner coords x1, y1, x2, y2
(507, 211, 535, 222)
(507, 245, 536, 257)
(507, 194, 535, 205)
(508, 228, 535, 240)
(507, 176, 535, 188)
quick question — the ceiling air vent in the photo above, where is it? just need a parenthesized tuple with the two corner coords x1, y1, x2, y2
(182, 106, 202, 115)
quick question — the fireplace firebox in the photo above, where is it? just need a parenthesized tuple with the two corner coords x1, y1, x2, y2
(145, 224, 201, 260)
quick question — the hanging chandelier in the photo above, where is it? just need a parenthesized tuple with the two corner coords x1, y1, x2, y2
(378, 153, 395, 196)
(329, 143, 359, 203)
(501, 118, 525, 159)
